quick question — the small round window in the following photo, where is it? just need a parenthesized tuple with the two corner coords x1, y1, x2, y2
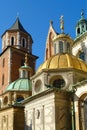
(34, 80, 42, 92)
(53, 78, 65, 88)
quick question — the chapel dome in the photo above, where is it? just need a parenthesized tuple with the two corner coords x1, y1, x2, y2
(5, 78, 32, 92)
(37, 53, 87, 73)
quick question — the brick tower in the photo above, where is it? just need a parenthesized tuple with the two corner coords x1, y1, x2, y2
(0, 18, 38, 94)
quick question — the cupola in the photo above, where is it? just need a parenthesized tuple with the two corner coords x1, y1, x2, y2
(76, 9, 87, 37)
(5, 53, 33, 92)
(19, 53, 33, 78)
(52, 16, 73, 55)
(2, 53, 32, 107)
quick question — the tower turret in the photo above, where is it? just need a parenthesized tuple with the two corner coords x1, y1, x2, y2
(72, 10, 87, 62)
(76, 9, 87, 37)
(2, 18, 33, 53)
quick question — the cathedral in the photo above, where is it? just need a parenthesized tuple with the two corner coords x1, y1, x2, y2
(0, 10, 87, 130)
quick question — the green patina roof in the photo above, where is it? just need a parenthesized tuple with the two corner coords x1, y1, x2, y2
(76, 10, 87, 26)
(5, 78, 32, 92)
(76, 18, 87, 26)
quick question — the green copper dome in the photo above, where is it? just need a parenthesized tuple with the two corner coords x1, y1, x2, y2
(5, 78, 32, 92)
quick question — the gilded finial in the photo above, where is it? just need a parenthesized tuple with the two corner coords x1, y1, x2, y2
(60, 15, 64, 33)
(25, 53, 28, 66)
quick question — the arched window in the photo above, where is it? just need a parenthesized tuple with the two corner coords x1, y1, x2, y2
(79, 52, 85, 61)
(54, 44, 56, 54)
(3, 96, 8, 105)
(2, 74, 4, 85)
(59, 41, 63, 53)
(49, 32, 53, 57)
(34, 80, 42, 92)
(21, 59, 25, 66)
(82, 25, 84, 31)
(3, 40, 6, 48)
(67, 42, 70, 53)
(46, 48, 48, 60)
(22, 38, 26, 47)
(11, 37, 14, 45)
(77, 28, 80, 34)
(53, 78, 65, 88)
(2, 58, 5, 67)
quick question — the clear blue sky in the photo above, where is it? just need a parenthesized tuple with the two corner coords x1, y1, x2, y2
(0, 0, 87, 70)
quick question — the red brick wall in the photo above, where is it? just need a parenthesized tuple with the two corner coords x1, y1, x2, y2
(11, 48, 36, 82)
(0, 49, 10, 94)
(0, 47, 36, 94)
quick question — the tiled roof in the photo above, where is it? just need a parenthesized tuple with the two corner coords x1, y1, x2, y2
(8, 18, 29, 34)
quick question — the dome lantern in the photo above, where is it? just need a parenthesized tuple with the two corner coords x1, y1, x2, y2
(51, 16, 73, 55)
(19, 53, 33, 79)
(52, 33, 73, 55)
(75, 9, 87, 37)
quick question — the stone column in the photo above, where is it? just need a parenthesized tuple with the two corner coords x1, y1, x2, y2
(74, 101, 80, 130)
(80, 102, 85, 130)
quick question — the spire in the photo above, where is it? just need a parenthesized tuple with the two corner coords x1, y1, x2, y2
(60, 15, 64, 33)
(8, 18, 28, 33)
(50, 20, 53, 26)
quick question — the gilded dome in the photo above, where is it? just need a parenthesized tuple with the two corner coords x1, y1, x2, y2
(37, 53, 87, 73)
(5, 78, 32, 92)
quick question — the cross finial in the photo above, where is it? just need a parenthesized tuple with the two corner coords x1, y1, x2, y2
(81, 9, 84, 18)
(60, 15, 64, 33)
(17, 12, 19, 18)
